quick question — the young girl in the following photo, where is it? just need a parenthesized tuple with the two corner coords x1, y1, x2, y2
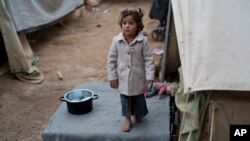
(107, 8, 155, 132)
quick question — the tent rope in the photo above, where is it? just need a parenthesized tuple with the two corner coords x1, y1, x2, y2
(209, 102, 218, 141)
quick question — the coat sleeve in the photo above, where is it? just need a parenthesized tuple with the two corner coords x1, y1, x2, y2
(143, 37, 155, 80)
(107, 38, 118, 80)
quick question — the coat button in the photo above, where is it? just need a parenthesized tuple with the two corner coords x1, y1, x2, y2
(128, 52, 130, 55)
(128, 66, 130, 69)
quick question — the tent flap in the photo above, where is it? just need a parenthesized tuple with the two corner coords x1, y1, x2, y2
(172, 0, 250, 93)
(4, 0, 84, 34)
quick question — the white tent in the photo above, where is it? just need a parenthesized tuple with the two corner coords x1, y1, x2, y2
(172, 0, 250, 94)
(165, 1, 250, 141)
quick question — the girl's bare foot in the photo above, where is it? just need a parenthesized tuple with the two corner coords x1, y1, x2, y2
(122, 118, 132, 132)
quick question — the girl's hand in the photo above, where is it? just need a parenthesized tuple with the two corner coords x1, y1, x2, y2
(147, 80, 154, 90)
(110, 80, 118, 89)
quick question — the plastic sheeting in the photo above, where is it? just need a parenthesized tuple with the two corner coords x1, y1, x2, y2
(4, 0, 83, 34)
(171, 0, 250, 93)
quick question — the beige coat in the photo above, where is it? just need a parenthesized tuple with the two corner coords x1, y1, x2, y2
(107, 32, 155, 96)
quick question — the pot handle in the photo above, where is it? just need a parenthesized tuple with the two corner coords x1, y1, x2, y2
(60, 96, 66, 101)
(93, 94, 98, 100)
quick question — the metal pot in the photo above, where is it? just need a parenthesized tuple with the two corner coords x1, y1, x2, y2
(60, 89, 98, 115)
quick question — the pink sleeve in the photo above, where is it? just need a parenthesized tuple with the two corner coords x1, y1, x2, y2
(155, 83, 164, 89)
(158, 86, 166, 95)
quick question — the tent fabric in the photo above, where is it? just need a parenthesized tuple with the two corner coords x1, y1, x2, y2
(175, 67, 209, 141)
(0, 0, 30, 72)
(171, 0, 250, 93)
(202, 92, 250, 141)
(4, 0, 84, 34)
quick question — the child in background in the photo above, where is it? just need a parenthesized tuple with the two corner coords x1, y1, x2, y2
(107, 8, 155, 132)
(144, 82, 178, 99)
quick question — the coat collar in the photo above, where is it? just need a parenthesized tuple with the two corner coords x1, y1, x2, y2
(117, 32, 144, 43)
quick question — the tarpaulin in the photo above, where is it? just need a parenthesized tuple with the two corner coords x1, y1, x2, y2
(171, 0, 250, 93)
(4, 0, 83, 34)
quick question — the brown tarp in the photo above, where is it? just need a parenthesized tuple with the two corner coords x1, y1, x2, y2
(200, 92, 250, 141)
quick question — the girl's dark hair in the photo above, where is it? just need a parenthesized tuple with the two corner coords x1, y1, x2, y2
(118, 8, 144, 33)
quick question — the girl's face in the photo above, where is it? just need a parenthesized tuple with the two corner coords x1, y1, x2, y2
(121, 15, 137, 38)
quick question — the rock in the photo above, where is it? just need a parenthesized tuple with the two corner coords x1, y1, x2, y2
(57, 71, 63, 80)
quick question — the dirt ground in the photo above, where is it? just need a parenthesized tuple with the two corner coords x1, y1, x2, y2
(0, 1, 164, 140)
